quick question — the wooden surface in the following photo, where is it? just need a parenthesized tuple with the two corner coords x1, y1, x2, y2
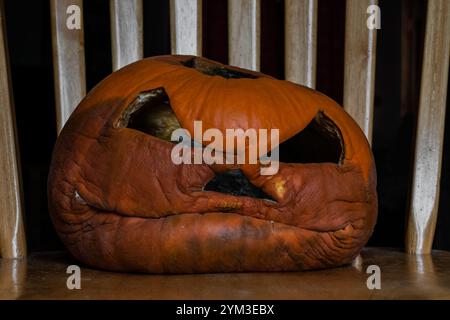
(407, 0, 450, 254)
(0, 0, 26, 259)
(343, 0, 378, 143)
(285, 0, 317, 88)
(110, 0, 143, 71)
(170, 0, 202, 55)
(1, 248, 450, 299)
(0, 258, 26, 299)
(50, 0, 86, 132)
(228, 0, 260, 71)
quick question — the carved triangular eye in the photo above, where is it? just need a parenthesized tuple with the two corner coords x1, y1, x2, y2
(278, 111, 345, 164)
(117, 87, 181, 142)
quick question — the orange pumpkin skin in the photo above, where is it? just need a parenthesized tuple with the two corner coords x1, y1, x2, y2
(48, 55, 377, 273)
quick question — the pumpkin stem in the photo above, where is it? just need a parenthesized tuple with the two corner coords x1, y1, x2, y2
(181, 57, 258, 79)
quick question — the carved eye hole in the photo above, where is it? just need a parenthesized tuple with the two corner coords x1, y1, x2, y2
(277, 111, 345, 165)
(116, 87, 181, 142)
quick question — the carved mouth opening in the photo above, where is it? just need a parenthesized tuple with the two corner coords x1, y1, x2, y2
(117, 87, 181, 142)
(181, 57, 258, 79)
(204, 169, 274, 201)
(278, 111, 345, 164)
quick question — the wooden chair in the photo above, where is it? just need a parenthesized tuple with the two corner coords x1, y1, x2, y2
(1, 0, 449, 299)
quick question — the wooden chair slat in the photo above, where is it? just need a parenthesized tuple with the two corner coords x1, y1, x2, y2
(110, 0, 143, 71)
(0, 2, 26, 259)
(228, 0, 260, 71)
(50, 0, 86, 132)
(407, 0, 450, 254)
(170, 0, 202, 56)
(285, 0, 317, 88)
(343, 0, 378, 143)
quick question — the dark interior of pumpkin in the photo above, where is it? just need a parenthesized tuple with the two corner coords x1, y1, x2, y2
(123, 88, 345, 202)
(277, 111, 344, 164)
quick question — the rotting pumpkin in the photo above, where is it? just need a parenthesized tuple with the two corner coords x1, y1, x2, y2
(48, 55, 377, 273)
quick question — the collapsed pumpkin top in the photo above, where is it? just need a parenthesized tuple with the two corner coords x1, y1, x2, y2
(77, 55, 374, 183)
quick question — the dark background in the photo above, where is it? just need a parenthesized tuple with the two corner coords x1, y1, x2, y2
(3, 0, 449, 252)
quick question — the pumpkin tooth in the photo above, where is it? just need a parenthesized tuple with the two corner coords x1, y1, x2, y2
(274, 179, 287, 199)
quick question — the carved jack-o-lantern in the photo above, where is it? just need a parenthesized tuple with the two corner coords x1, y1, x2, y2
(48, 55, 377, 273)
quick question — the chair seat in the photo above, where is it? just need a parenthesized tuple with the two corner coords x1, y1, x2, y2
(1, 247, 450, 299)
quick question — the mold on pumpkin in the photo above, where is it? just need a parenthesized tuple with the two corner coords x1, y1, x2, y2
(48, 55, 377, 273)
